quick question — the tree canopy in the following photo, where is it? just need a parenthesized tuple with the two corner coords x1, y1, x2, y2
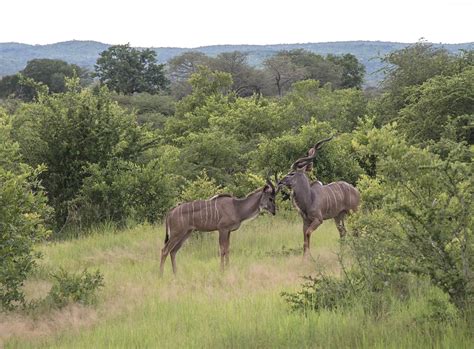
(94, 44, 168, 94)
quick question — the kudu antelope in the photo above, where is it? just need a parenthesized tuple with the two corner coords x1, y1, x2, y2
(160, 179, 277, 275)
(278, 137, 360, 257)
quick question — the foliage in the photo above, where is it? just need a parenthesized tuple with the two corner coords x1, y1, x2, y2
(252, 119, 363, 184)
(178, 129, 244, 185)
(381, 41, 453, 93)
(327, 53, 366, 89)
(282, 270, 460, 327)
(11, 78, 156, 229)
(179, 170, 224, 202)
(263, 51, 306, 96)
(167, 51, 212, 98)
(47, 268, 104, 308)
(281, 274, 358, 312)
(398, 67, 474, 145)
(75, 158, 180, 228)
(0, 110, 51, 310)
(281, 79, 368, 132)
(210, 51, 266, 96)
(95, 44, 168, 94)
(112, 92, 176, 128)
(0, 59, 89, 100)
(351, 126, 473, 306)
(373, 42, 473, 125)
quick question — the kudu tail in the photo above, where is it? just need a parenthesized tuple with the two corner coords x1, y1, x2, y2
(164, 213, 170, 244)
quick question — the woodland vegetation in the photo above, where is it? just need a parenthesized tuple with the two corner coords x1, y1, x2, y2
(0, 41, 472, 347)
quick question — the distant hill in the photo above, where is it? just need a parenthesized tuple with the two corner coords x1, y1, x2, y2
(1, 40, 472, 86)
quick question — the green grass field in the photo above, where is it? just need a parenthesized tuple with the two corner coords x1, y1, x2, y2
(1, 215, 472, 348)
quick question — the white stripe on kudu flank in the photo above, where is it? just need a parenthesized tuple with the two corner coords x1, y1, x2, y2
(331, 186, 338, 211)
(326, 186, 334, 213)
(215, 199, 219, 222)
(199, 201, 203, 223)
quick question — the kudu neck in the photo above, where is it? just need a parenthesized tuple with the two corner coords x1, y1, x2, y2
(235, 190, 262, 220)
(292, 174, 313, 209)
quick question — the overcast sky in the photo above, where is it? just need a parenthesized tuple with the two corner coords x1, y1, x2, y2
(2, 0, 472, 47)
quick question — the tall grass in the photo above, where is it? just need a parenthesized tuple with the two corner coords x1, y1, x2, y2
(3, 215, 473, 348)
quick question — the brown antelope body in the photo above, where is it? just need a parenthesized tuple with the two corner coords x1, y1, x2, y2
(160, 181, 276, 275)
(278, 137, 360, 256)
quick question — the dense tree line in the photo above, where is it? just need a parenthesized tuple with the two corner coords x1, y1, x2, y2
(0, 42, 472, 311)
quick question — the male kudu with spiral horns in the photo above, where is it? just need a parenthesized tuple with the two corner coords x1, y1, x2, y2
(278, 136, 360, 257)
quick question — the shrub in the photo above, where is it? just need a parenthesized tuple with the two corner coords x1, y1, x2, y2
(47, 269, 104, 309)
(179, 170, 224, 202)
(11, 78, 155, 230)
(0, 110, 51, 311)
(351, 125, 473, 307)
(72, 158, 179, 229)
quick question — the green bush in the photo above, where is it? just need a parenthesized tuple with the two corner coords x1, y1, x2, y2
(0, 110, 51, 310)
(179, 170, 224, 202)
(281, 274, 359, 313)
(47, 268, 104, 308)
(351, 125, 473, 307)
(11, 78, 160, 230)
(72, 158, 179, 229)
(252, 119, 363, 184)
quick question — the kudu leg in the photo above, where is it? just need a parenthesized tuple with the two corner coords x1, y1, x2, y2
(160, 240, 175, 277)
(303, 218, 322, 258)
(225, 231, 232, 267)
(159, 248, 169, 277)
(169, 230, 193, 275)
(334, 212, 347, 238)
(218, 230, 230, 271)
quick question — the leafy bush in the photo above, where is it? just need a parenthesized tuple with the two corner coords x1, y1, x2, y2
(252, 119, 363, 184)
(11, 78, 160, 230)
(413, 288, 459, 325)
(281, 274, 359, 312)
(179, 170, 224, 202)
(73, 158, 179, 229)
(351, 125, 473, 307)
(0, 110, 51, 310)
(47, 269, 104, 308)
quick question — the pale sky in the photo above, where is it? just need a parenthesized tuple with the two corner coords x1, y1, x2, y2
(1, 0, 473, 47)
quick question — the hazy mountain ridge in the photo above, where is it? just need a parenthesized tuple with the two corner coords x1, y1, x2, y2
(1, 40, 472, 86)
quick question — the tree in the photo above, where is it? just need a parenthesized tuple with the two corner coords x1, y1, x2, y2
(0, 59, 89, 100)
(210, 51, 266, 96)
(327, 53, 365, 89)
(381, 42, 452, 93)
(95, 44, 168, 94)
(22, 59, 89, 92)
(373, 42, 454, 123)
(252, 119, 363, 184)
(11, 78, 155, 229)
(281, 80, 367, 133)
(263, 52, 306, 97)
(351, 125, 473, 306)
(285, 49, 343, 87)
(399, 67, 474, 145)
(167, 51, 212, 98)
